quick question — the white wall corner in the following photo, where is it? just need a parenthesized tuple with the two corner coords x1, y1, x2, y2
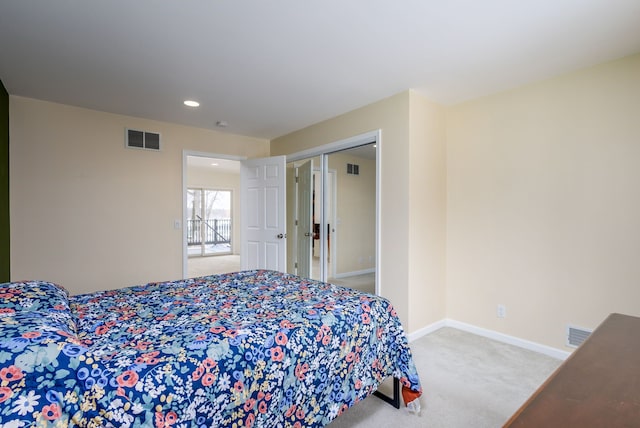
(407, 319, 447, 343)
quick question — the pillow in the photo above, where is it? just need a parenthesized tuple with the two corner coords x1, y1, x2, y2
(0, 281, 70, 314)
(0, 283, 84, 426)
(0, 281, 80, 361)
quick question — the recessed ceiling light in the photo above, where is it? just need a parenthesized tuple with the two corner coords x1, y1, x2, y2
(211, 163, 219, 166)
(184, 100, 200, 107)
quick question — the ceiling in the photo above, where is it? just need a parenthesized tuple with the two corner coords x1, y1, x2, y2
(1, 1, 639, 140)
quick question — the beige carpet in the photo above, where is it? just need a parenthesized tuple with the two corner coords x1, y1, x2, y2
(328, 273, 375, 295)
(187, 254, 240, 277)
(328, 327, 562, 428)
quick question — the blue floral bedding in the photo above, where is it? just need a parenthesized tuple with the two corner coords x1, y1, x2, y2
(0, 270, 421, 427)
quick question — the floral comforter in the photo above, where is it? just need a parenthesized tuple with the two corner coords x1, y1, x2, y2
(0, 270, 421, 427)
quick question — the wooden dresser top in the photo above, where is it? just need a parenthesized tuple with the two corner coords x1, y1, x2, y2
(504, 313, 640, 427)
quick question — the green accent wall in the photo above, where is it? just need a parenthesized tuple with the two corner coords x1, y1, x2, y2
(0, 80, 9, 282)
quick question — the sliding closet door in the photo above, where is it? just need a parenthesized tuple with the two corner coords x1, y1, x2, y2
(324, 144, 376, 294)
(286, 143, 376, 295)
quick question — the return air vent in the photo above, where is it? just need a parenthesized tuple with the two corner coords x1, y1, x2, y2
(126, 128, 161, 151)
(347, 163, 359, 175)
(566, 325, 592, 348)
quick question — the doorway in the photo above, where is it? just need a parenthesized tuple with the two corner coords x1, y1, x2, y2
(183, 153, 241, 277)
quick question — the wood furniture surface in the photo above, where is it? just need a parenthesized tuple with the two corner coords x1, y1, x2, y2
(504, 313, 640, 427)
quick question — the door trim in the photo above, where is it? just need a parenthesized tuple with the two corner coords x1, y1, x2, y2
(286, 130, 380, 162)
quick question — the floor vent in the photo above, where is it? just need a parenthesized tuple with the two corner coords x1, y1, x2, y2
(126, 128, 161, 151)
(566, 325, 592, 348)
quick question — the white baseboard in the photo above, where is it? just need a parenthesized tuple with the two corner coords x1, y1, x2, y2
(407, 319, 447, 343)
(333, 268, 375, 279)
(407, 318, 570, 361)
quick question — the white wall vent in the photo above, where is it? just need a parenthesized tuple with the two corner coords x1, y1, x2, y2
(566, 325, 592, 348)
(126, 128, 161, 151)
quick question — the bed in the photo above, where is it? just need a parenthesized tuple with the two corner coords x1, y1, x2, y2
(0, 270, 422, 427)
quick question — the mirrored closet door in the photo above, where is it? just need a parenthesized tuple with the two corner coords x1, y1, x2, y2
(286, 142, 377, 295)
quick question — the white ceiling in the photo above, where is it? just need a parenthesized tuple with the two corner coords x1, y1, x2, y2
(1, 1, 639, 140)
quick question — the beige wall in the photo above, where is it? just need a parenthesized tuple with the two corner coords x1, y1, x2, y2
(10, 96, 269, 295)
(408, 91, 447, 332)
(445, 53, 640, 350)
(187, 166, 241, 255)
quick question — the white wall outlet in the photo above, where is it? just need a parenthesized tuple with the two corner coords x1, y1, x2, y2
(497, 304, 506, 319)
(173, 219, 182, 230)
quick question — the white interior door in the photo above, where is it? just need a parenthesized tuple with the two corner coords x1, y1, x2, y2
(296, 159, 313, 278)
(240, 156, 286, 271)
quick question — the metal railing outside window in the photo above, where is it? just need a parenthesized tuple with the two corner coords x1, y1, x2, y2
(187, 218, 231, 246)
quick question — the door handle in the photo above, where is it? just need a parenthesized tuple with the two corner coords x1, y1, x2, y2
(304, 232, 312, 237)
(277, 233, 286, 239)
